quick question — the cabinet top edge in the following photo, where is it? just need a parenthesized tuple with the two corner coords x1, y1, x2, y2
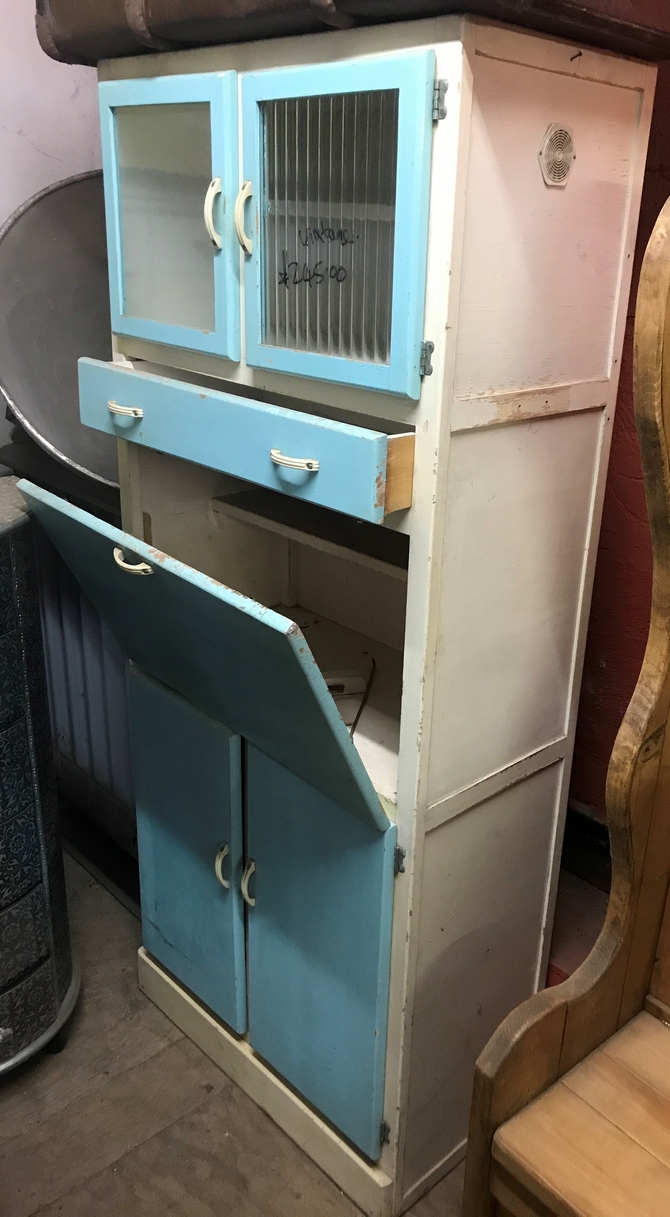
(97, 12, 651, 89)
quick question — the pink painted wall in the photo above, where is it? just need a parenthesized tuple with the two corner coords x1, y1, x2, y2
(569, 64, 670, 824)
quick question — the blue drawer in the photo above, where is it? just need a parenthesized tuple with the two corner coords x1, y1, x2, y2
(79, 359, 413, 523)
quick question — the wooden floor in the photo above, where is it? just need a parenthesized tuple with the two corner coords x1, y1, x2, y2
(0, 854, 464, 1217)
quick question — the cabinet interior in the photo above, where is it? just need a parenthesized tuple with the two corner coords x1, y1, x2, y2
(135, 451, 408, 803)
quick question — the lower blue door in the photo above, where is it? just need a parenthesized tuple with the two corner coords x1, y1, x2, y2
(130, 667, 246, 1033)
(245, 746, 396, 1159)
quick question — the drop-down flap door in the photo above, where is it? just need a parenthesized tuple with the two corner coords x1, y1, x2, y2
(20, 480, 390, 829)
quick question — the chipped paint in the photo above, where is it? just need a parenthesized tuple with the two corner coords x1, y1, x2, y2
(375, 468, 386, 511)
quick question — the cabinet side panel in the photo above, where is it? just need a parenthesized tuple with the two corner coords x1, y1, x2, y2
(454, 57, 641, 399)
(427, 411, 602, 805)
(402, 762, 562, 1193)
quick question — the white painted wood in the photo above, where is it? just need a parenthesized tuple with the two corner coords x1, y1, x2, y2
(400, 1139, 467, 1212)
(211, 496, 408, 582)
(453, 54, 643, 401)
(533, 60, 658, 996)
(132, 447, 293, 605)
(104, 18, 656, 1214)
(280, 607, 403, 804)
(294, 546, 406, 652)
(426, 409, 604, 804)
(451, 380, 609, 431)
(402, 762, 564, 1192)
(137, 947, 395, 1217)
(425, 736, 568, 831)
(387, 31, 477, 1211)
(473, 19, 649, 88)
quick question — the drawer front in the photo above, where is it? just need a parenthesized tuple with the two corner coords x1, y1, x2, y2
(79, 358, 406, 523)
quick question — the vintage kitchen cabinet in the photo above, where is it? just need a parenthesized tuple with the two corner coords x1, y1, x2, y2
(21, 14, 656, 1217)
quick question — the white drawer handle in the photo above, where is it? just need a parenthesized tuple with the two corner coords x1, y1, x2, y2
(108, 400, 143, 420)
(270, 448, 319, 473)
(241, 858, 256, 908)
(203, 177, 222, 249)
(113, 546, 154, 575)
(234, 181, 253, 256)
(214, 843, 230, 889)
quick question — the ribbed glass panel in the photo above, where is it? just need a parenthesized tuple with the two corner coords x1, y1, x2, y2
(115, 102, 214, 331)
(261, 90, 399, 364)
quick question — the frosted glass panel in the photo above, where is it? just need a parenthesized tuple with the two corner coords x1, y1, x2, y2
(115, 103, 215, 331)
(261, 90, 399, 364)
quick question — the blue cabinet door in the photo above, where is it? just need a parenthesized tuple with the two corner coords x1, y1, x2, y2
(242, 50, 435, 398)
(130, 667, 246, 1032)
(99, 72, 240, 359)
(246, 747, 396, 1160)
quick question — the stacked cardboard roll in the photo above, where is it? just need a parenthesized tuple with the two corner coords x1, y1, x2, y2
(35, 0, 670, 65)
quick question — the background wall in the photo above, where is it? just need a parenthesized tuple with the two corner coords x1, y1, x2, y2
(0, 1, 100, 228)
(569, 63, 670, 825)
(0, 0, 101, 451)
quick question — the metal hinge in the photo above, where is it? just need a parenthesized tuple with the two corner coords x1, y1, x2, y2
(394, 846, 406, 876)
(432, 79, 448, 123)
(420, 341, 434, 378)
(380, 1120, 392, 1145)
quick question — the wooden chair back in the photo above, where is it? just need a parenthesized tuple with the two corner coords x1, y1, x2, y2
(462, 195, 670, 1217)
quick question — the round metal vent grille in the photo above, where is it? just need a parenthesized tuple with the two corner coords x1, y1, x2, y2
(539, 125, 576, 187)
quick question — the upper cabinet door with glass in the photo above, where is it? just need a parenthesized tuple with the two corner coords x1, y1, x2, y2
(241, 51, 435, 399)
(99, 72, 240, 359)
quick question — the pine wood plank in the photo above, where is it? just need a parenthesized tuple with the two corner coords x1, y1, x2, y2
(650, 880, 670, 1006)
(492, 1165, 560, 1217)
(600, 1010, 670, 1091)
(384, 434, 414, 516)
(494, 1082, 670, 1217)
(644, 993, 670, 1025)
(560, 1022, 670, 1168)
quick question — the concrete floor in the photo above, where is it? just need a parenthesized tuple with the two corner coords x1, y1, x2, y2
(0, 855, 464, 1216)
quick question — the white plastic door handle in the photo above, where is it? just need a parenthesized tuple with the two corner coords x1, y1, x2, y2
(112, 547, 154, 575)
(234, 181, 253, 255)
(214, 843, 230, 889)
(204, 177, 222, 249)
(240, 858, 256, 907)
(270, 449, 320, 472)
(108, 399, 143, 419)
